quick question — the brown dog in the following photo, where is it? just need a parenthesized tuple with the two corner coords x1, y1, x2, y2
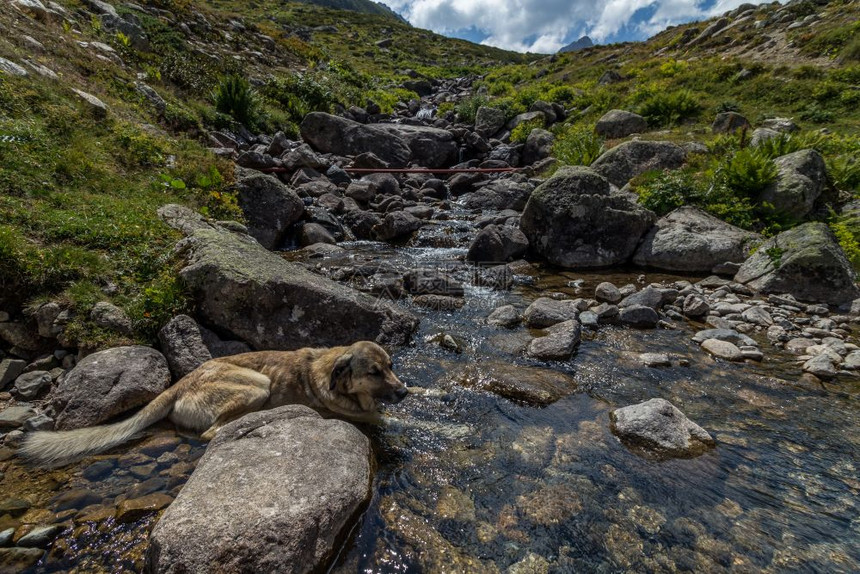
(20, 341, 407, 467)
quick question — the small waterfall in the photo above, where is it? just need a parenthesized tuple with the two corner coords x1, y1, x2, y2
(416, 106, 436, 120)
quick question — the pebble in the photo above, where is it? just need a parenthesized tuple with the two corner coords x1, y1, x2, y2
(640, 353, 671, 367)
(0, 527, 13, 547)
(82, 460, 115, 482)
(115, 493, 173, 524)
(803, 355, 837, 379)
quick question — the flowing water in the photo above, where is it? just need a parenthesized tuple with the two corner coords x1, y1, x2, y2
(2, 208, 859, 573)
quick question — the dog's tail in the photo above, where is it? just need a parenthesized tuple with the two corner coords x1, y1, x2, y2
(19, 386, 179, 468)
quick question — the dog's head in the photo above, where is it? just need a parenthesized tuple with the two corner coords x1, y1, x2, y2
(329, 341, 408, 412)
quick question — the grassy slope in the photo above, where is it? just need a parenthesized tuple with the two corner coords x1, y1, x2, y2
(0, 0, 857, 350)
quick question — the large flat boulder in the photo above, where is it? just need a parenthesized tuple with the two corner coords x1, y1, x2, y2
(633, 206, 760, 272)
(163, 206, 418, 349)
(520, 166, 656, 268)
(51, 346, 170, 430)
(591, 140, 686, 188)
(300, 112, 411, 167)
(372, 123, 458, 168)
(146, 405, 372, 574)
(734, 222, 860, 305)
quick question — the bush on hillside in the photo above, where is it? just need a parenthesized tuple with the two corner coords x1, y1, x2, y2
(719, 148, 778, 198)
(552, 125, 604, 166)
(638, 89, 701, 127)
(214, 75, 259, 127)
(510, 118, 544, 143)
(455, 94, 489, 123)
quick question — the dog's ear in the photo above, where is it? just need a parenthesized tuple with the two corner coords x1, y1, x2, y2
(330, 352, 353, 391)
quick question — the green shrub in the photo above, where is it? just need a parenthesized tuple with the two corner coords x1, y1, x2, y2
(510, 118, 544, 143)
(830, 219, 860, 270)
(719, 148, 778, 198)
(455, 94, 489, 124)
(716, 100, 741, 113)
(552, 125, 603, 166)
(638, 89, 701, 127)
(799, 102, 834, 123)
(827, 154, 860, 193)
(635, 170, 692, 215)
(214, 75, 260, 127)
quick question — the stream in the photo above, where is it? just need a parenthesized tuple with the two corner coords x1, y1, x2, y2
(2, 206, 859, 573)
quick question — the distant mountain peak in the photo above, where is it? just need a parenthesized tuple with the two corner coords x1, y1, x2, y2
(559, 36, 594, 53)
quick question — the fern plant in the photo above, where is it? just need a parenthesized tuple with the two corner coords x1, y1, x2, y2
(551, 125, 604, 166)
(719, 148, 778, 198)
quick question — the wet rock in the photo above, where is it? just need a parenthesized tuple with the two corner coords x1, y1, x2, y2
(803, 354, 837, 379)
(595, 282, 622, 304)
(0, 499, 30, 517)
(235, 173, 304, 250)
(683, 295, 710, 318)
(590, 140, 686, 188)
(520, 166, 655, 268)
(640, 353, 671, 367)
(701, 339, 744, 361)
(51, 346, 170, 430)
(412, 295, 465, 311)
(341, 210, 382, 240)
(52, 489, 101, 512)
(0, 406, 36, 429)
(16, 525, 62, 548)
(301, 112, 411, 167)
(620, 305, 659, 328)
(734, 222, 860, 305)
(404, 269, 464, 297)
(692, 328, 756, 347)
(162, 208, 418, 349)
(116, 493, 173, 524)
(633, 207, 759, 272)
(82, 460, 115, 481)
(300, 223, 336, 246)
(619, 286, 663, 310)
(466, 224, 528, 263)
(610, 398, 715, 458)
(487, 305, 521, 328)
(454, 363, 577, 406)
(523, 298, 582, 328)
(373, 211, 423, 241)
(158, 315, 213, 379)
(0, 528, 12, 546)
(758, 149, 827, 221)
(527, 320, 582, 361)
(147, 406, 371, 574)
(0, 548, 43, 570)
(595, 110, 647, 139)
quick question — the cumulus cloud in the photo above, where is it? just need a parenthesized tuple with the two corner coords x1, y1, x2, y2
(383, 0, 771, 52)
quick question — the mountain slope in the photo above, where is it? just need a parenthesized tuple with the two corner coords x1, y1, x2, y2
(294, 0, 406, 22)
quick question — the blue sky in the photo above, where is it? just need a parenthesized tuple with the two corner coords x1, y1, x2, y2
(381, 0, 771, 53)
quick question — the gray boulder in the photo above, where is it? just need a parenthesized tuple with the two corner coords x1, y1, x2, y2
(523, 297, 582, 328)
(712, 112, 750, 134)
(14, 370, 52, 399)
(610, 398, 715, 458)
(372, 124, 458, 168)
(474, 106, 506, 138)
(460, 180, 533, 211)
(373, 211, 423, 241)
(757, 149, 827, 220)
(158, 315, 213, 379)
(487, 305, 521, 328)
(235, 173, 304, 250)
(466, 224, 528, 263)
(633, 207, 760, 272)
(51, 346, 170, 430)
(300, 112, 411, 167)
(90, 301, 133, 335)
(163, 206, 418, 349)
(520, 166, 656, 268)
(734, 222, 860, 305)
(591, 140, 686, 188)
(522, 129, 554, 165)
(595, 110, 648, 139)
(526, 320, 581, 361)
(750, 127, 780, 147)
(147, 406, 371, 574)
(620, 305, 660, 328)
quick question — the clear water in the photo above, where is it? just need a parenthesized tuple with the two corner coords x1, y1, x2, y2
(3, 213, 859, 573)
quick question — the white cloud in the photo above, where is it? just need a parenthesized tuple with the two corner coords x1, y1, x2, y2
(382, 0, 772, 52)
